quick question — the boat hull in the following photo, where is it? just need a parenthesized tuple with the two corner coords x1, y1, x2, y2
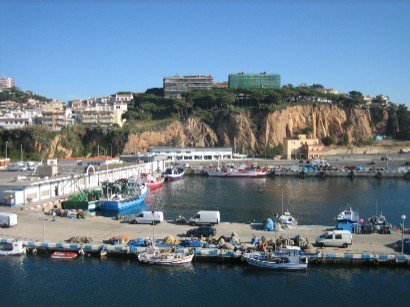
(243, 253, 308, 270)
(51, 251, 78, 259)
(164, 172, 185, 181)
(206, 170, 267, 178)
(0, 241, 26, 256)
(98, 188, 149, 211)
(146, 178, 165, 190)
(138, 253, 194, 265)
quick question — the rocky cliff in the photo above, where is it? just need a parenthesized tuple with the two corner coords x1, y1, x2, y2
(123, 105, 387, 155)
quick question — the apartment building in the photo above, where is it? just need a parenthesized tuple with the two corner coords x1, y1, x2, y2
(163, 75, 214, 99)
(0, 77, 15, 89)
(42, 101, 71, 131)
(228, 72, 281, 89)
(0, 111, 33, 129)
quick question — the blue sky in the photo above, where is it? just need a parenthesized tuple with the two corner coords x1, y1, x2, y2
(0, 0, 409, 105)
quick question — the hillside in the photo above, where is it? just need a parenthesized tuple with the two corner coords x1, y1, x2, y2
(1, 86, 410, 160)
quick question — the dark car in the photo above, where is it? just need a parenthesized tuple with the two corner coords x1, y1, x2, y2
(186, 226, 216, 237)
(174, 215, 188, 225)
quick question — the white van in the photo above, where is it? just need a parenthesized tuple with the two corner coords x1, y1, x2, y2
(134, 211, 164, 224)
(315, 230, 353, 248)
(0, 212, 18, 228)
(189, 210, 220, 226)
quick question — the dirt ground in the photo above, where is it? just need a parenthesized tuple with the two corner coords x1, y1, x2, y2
(0, 207, 403, 255)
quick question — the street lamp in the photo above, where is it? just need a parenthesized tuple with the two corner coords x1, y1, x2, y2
(401, 214, 406, 255)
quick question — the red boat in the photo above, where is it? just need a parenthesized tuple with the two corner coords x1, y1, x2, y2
(145, 176, 165, 190)
(51, 251, 78, 259)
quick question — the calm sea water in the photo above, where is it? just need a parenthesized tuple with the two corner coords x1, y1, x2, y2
(0, 256, 409, 306)
(128, 176, 409, 226)
(2, 177, 409, 306)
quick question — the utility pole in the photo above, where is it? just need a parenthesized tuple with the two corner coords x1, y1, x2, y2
(20, 144, 23, 162)
(5, 141, 8, 160)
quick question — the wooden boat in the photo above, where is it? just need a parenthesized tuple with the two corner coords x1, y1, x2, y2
(0, 240, 26, 256)
(138, 247, 193, 265)
(51, 251, 78, 259)
(243, 247, 308, 270)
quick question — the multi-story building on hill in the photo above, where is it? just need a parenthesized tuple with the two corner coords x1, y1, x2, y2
(0, 77, 15, 89)
(0, 111, 33, 129)
(163, 75, 214, 99)
(228, 72, 281, 89)
(42, 101, 72, 131)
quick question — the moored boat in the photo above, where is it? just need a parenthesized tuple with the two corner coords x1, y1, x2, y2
(98, 179, 149, 211)
(164, 167, 185, 181)
(0, 240, 26, 256)
(279, 211, 298, 227)
(337, 206, 360, 223)
(51, 251, 78, 259)
(205, 162, 268, 178)
(145, 175, 165, 190)
(243, 247, 308, 270)
(137, 247, 194, 265)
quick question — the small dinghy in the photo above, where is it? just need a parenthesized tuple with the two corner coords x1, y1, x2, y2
(51, 251, 78, 259)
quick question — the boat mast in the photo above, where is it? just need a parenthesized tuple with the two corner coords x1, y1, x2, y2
(281, 188, 284, 215)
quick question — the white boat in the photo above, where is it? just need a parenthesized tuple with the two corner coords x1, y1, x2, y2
(0, 240, 26, 256)
(138, 247, 194, 265)
(164, 167, 185, 181)
(243, 247, 308, 270)
(279, 211, 298, 227)
(205, 162, 268, 178)
(279, 189, 298, 227)
(337, 206, 359, 223)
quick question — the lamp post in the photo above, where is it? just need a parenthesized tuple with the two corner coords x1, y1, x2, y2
(5, 141, 8, 159)
(401, 215, 406, 255)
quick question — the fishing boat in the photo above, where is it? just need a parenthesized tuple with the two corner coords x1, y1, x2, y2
(337, 206, 360, 223)
(243, 247, 308, 270)
(0, 240, 26, 256)
(368, 212, 392, 232)
(164, 166, 185, 181)
(98, 179, 149, 211)
(51, 251, 78, 259)
(145, 175, 165, 190)
(205, 162, 269, 178)
(137, 247, 194, 265)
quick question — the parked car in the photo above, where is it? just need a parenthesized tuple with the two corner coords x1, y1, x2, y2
(186, 226, 216, 237)
(368, 160, 376, 165)
(381, 156, 392, 161)
(174, 215, 189, 225)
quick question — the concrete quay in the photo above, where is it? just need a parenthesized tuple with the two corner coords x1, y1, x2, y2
(1, 207, 408, 266)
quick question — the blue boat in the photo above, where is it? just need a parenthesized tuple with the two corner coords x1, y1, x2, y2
(98, 179, 149, 211)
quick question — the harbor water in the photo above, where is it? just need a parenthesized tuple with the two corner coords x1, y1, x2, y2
(142, 176, 409, 226)
(1, 176, 409, 305)
(0, 256, 409, 306)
